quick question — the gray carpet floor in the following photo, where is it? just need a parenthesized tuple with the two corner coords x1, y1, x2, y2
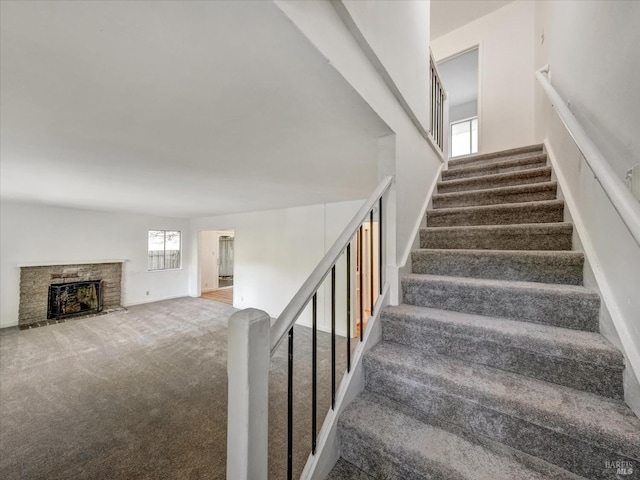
(0, 297, 351, 479)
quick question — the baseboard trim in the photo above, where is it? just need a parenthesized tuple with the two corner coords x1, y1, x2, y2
(123, 294, 189, 307)
(398, 162, 444, 276)
(544, 139, 640, 411)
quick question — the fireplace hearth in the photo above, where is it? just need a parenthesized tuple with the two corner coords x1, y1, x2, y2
(47, 280, 103, 320)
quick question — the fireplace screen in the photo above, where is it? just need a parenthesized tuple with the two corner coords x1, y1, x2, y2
(47, 280, 103, 320)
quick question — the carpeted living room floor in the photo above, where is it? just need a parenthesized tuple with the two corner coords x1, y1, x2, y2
(0, 297, 352, 479)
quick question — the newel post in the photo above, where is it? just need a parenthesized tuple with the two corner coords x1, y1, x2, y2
(227, 308, 270, 480)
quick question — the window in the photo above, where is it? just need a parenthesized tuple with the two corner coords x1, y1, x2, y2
(148, 230, 181, 270)
(451, 117, 478, 157)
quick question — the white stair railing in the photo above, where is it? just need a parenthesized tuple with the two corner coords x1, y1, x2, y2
(227, 176, 393, 479)
(429, 51, 448, 158)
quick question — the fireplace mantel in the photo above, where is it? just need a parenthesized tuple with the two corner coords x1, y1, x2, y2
(18, 259, 126, 268)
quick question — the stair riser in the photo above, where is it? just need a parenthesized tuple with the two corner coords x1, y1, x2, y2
(364, 365, 634, 480)
(448, 145, 544, 169)
(339, 426, 434, 480)
(442, 158, 547, 181)
(427, 203, 564, 227)
(432, 185, 557, 209)
(438, 169, 551, 194)
(411, 251, 583, 285)
(381, 317, 624, 399)
(401, 278, 600, 331)
(420, 228, 573, 250)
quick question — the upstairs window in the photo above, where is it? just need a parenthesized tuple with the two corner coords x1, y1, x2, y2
(148, 230, 181, 270)
(451, 117, 478, 157)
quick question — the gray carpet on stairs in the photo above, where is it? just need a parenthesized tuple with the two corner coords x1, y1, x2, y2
(441, 152, 547, 181)
(325, 458, 375, 480)
(361, 344, 640, 479)
(381, 304, 624, 399)
(363, 343, 640, 454)
(411, 249, 584, 284)
(329, 144, 640, 480)
(447, 144, 544, 168)
(401, 274, 600, 331)
(436, 166, 552, 193)
(426, 199, 564, 227)
(338, 392, 585, 480)
(421, 222, 574, 250)
(432, 181, 558, 208)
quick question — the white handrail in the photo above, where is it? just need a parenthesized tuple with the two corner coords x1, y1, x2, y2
(269, 175, 393, 356)
(535, 65, 640, 246)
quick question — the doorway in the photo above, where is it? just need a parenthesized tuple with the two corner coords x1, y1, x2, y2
(355, 219, 379, 338)
(198, 229, 234, 305)
(218, 235, 234, 288)
(437, 46, 480, 157)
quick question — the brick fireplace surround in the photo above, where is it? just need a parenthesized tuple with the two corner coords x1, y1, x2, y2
(19, 261, 124, 328)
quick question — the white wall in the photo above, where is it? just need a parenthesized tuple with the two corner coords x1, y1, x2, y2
(534, 0, 640, 180)
(274, 0, 444, 304)
(339, 0, 432, 131)
(541, 115, 640, 414)
(189, 200, 363, 336)
(0, 201, 191, 328)
(431, 1, 536, 154)
(533, 0, 640, 413)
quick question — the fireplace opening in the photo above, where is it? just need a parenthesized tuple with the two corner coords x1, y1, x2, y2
(47, 280, 103, 320)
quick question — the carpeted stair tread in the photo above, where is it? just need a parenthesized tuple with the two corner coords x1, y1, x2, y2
(426, 199, 564, 227)
(382, 304, 622, 368)
(420, 222, 574, 250)
(448, 144, 544, 169)
(442, 153, 547, 181)
(446, 152, 546, 173)
(338, 391, 578, 480)
(364, 343, 640, 461)
(411, 249, 584, 284)
(325, 458, 375, 480)
(401, 274, 600, 331)
(381, 304, 624, 399)
(432, 181, 558, 209)
(437, 166, 552, 194)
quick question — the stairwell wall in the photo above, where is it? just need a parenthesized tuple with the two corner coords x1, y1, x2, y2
(533, 0, 640, 181)
(274, 0, 444, 305)
(534, 0, 640, 414)
(336, 0, 432, 132)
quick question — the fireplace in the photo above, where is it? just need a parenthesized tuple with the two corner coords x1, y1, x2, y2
(19, 262, 123, 328)
(47, 280, 103, 320)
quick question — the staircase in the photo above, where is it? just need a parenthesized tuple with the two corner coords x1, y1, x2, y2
(328, 144, 640, 480)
